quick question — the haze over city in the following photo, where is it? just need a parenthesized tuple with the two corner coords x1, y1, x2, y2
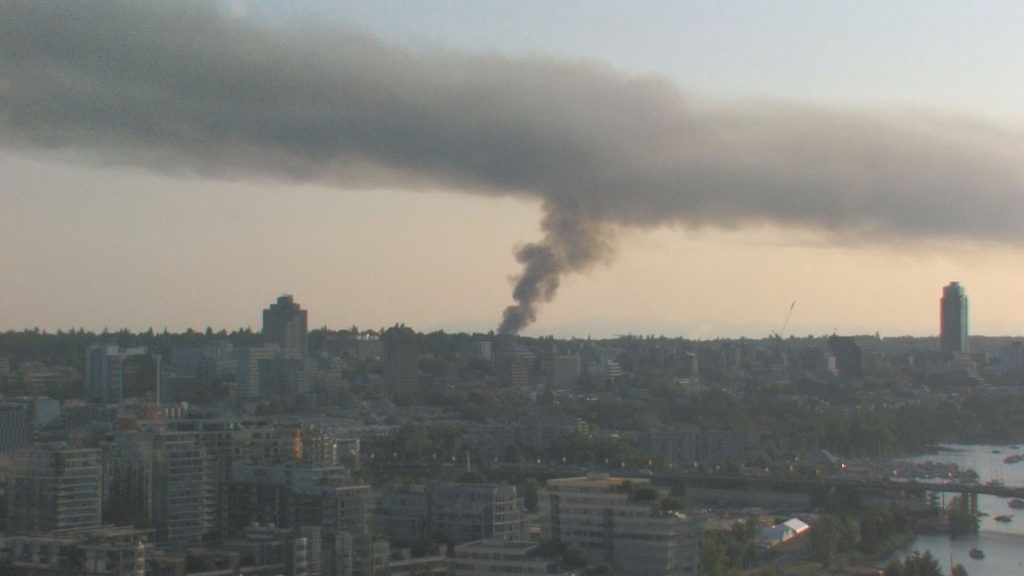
(2, 1, 1023, 338)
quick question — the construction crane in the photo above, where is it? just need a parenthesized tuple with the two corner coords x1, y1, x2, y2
(779, 300, 796, 338)
(771, 301, 796, 340)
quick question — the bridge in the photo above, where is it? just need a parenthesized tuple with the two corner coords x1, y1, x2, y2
(376, 461, 1024, 503)
(653, 472, 1024, 499)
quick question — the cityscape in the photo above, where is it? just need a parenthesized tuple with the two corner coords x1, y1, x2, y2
(0, 285, 1023, 575)
(2, 2, 1024, 576)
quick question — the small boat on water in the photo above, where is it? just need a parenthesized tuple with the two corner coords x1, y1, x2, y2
(1009, 498, 1024, 509)
(994, 514, 1013, 522)
(1004, 454, 1023, 464)
(969, 548, 985, 560)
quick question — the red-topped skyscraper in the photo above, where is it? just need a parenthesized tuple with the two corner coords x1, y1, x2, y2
(262, 295, 308, 357)
(940, 282, 968, 354)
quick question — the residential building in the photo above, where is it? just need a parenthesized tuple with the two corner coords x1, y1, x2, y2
(389, 547, 448, 576)
(549, 355, 581, 389)
(18, 362, 74, 396)
(2, 526, 148, 576)
(230, 462, 385, 576)
(466, 340, 493, 362)
(0, 401, 35, 453)
(649, 426, 701, 468)
(223, 524, 314, 576)
(374, 489, 430, 543)
(702, 429, 763, 464)
(374, 483, 523, 545)
(1000, 341, 1024, 375)
(430, 483, 522, 544)
(538, 473, 700, 576)
(6, 444, 103, 534)
(106, 427, 217, 545)
(236, 344, 281, 402)
(263, 294, 309, 357)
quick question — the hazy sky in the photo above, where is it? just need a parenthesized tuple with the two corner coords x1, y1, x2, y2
(1, 1, 1022, 338)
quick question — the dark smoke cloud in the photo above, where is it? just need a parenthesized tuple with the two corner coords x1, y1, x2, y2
(1, 2, 1022, 333)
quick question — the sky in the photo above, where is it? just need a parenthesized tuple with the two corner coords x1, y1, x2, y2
(1, 1, 1023, 338)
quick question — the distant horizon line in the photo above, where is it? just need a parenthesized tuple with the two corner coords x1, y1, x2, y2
(2, 324, 1022, 342)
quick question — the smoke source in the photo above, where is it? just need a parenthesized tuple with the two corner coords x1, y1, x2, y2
(1, 2, 1022, 333)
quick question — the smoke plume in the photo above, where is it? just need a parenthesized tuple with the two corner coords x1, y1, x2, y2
(1, 1, 1023, 333)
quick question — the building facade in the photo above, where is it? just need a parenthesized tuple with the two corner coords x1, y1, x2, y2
(538, 474, 700, 576)
(940, 282, 969, 353)
(6, 444, 103, 534)
(450, 539, 579, 576)
(263, 295, 309, 357)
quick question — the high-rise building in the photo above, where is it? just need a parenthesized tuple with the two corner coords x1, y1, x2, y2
(263, 295, 309, 357)
(828, 335, 863, 378)
(107, 428, 217, 545)
(539, 473, 700, 576)
(0, 402, 35, 454)
(940, 282, 969, 353)
(85, 345, 155, 404)
(383, 325, 419, 398)
(6, 444, 103, 534)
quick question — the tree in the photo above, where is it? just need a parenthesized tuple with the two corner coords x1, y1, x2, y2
(810, 514, 854, 566)
(859, 505, 894, 552)
(885, 551, 943, 576)
(883, 559, 905, 576)
(698, 536, 729, 576)
(522, 478, 539, 513)
(947, 495, 979, 536)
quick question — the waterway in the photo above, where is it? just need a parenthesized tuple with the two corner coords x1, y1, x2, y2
(885, 444, 1024, 575)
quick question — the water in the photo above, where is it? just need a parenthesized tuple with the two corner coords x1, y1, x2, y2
(885, 444, 1024, 575)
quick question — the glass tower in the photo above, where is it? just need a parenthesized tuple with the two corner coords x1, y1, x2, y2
(940, 282, 968, 353)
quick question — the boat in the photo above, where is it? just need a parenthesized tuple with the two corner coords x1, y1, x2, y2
(994, 514, 1013, 522)
(969, 548, 985, 559)
(1003, 454, 1023, 464)
(1009, 498, 1024, 509)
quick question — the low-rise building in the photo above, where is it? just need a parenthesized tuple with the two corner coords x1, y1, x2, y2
(2, 526, 148, 576)
(450, 539, 580, 576)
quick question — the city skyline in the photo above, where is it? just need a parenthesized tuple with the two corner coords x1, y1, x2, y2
(2, 2, 1023, 338)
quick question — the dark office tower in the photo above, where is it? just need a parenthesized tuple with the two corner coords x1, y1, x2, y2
(940, 282, 969, 353)
(828, 335, 863, 378)
(263, 295, 308, 357)
(382, 325, 420, 398)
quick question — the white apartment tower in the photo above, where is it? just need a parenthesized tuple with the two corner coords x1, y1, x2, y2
(538, 473, 700, 576)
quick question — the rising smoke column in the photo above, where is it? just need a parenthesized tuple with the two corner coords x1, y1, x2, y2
(1, 1, 1023, 334)
(499, 208, 615, 335)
